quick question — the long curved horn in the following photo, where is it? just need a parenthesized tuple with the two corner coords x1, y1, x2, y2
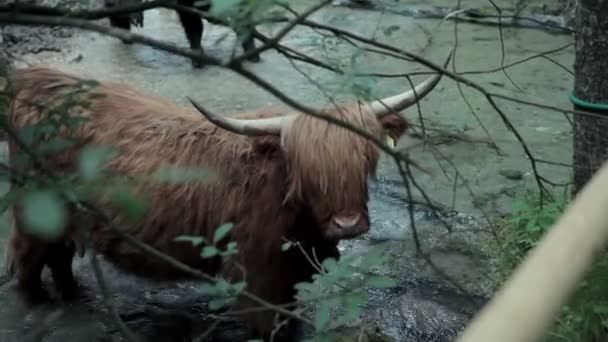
(368, 48, 454, 117)
(188, 97, 292, 136)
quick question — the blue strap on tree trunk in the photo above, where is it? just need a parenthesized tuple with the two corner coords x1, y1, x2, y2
(570, 91, 608, 111)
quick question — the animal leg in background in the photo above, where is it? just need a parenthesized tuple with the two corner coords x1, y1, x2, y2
(202, 2, 261, 63)
(45, 239, 80, 300)
(239, 32, 260, 62)
(8, 218, 51, 304)
(105, 0, 144, 44)
(175, 1, 205, 68)
(175, 0, 261, 66)
(227, 241, 339, 341)
(8, 205, 80, 303)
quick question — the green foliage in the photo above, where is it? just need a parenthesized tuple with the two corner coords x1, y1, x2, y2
(210, 0, 243, 17)
(209, 0, 284, 45)
(173, 222, 243, 310)
(281, 240, 294, 251)
(493, 189, 608, 342)
(293, 243, 397, 337)
(175, 222, 237, 259)
(106, 186, 150, 222)
(79, 145, 117, 181)
(174, 235, 205, 247)
(214, 222, 234, 243)
(20, 190, 67, 240)
(199, 278, 248, 311)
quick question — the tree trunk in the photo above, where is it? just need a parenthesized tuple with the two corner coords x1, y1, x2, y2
(572, 0, 608, 195)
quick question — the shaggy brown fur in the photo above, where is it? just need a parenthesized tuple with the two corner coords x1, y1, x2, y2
(5, 66, 410, 341)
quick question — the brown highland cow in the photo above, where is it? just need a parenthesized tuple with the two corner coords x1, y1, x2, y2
(4, 50, 452, 341)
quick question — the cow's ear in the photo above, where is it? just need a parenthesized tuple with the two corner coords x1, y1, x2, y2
(378, 113, 408, 141)
(252, 135, 283, 157)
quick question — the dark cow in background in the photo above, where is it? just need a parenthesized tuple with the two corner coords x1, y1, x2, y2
(5, 50, 452, 341)
(104, 0, 260, 68)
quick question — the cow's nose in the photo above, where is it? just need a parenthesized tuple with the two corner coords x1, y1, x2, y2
(332, 212, 362, 229)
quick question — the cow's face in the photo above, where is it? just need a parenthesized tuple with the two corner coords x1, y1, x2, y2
(282, 107, 408, 241)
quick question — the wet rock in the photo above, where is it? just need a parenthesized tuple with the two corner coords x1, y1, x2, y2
(70, 53, 84, 63)
(332, 0, 376, 8)
(0, 25, 74, 58)
(499, 169, 524, 180)
(330, 323, 393, 342)
(396, 286, 484, 342)
(325, 281, 485, 342)
(0, 0, 86, 60)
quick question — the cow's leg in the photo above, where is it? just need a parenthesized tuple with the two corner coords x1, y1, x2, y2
(265, 242, 340, 341)
(104, 0, 134, 45)
(8, 229, 51, 305)
(241, 33, 261, 63)
(46, 239, 81, 301)
(228, 244, 339, 341)
(176, 2, 205, 68)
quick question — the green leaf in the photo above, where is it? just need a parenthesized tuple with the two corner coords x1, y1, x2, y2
(108, 187, 149, 222)
(225, 241, 238, 251)
(38, 138, 75, 155)
(294, 282, 321, 301)
(220, 249, 238, 258)
(311, 332, 336, 342)
(341, 292, 365, 322)
(18, 125, 37, 145)
(281, 241, 293, 251)
(314, 301, 332, 331)
(209, 298, 228, 311)
(314, 298, 340, 332)
(321, 257, 338, 272)
(231, 281, 247, 294)
(21, 190, 67, 240)
(593, 305, 608, 314)
(213, 222, 234, 243)
(201, 245, 219, 258)
(220, 241, 238, 258)
(174, 235, 205, 247)
(199, 282, 221, 296)
(211, 0, 242, 17)
(365, 275, 397, 288)
(358, 245, 391, 268)
(79, 145, 116, 181)
(0, 214, 10, 236)
(215, 279, 231, 293)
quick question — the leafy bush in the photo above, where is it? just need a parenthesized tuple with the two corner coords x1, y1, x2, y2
(492, 189, 608, 342)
